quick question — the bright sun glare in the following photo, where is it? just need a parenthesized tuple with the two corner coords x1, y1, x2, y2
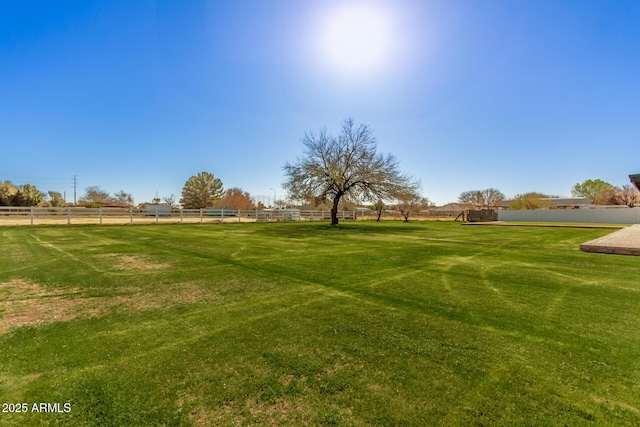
(319, 3, 394, 76)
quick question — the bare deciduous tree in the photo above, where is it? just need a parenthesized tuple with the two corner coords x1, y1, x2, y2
(482, 188, 505, 207)
(458, 188, 504, 207)
(163, 194, 179, 208)
(615, 185, 640, 207)
(458, 190, 482, 206)
(373, 199, 385, 222)
(114, 190, 135, 207)
(283, 118, 419, 225)
(273, 199, 289, 209)
(599, 187, 622, 205)
(396, 193, 429, 223)
(78, 186, 113, 207)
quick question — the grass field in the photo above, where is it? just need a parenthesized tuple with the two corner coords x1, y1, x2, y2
(1, 221, 639, 426)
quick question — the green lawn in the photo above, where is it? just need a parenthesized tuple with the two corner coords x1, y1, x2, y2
(0, 221, 639, 426)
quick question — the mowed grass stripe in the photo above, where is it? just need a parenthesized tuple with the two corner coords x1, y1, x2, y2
(0, 221, 639, 425)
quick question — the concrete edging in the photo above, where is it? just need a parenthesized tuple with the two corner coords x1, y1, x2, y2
(579, 224, 640, 256)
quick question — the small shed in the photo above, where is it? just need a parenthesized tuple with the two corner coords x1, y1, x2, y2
(144, 204, 172, 216)
(467, 209, 498, 222)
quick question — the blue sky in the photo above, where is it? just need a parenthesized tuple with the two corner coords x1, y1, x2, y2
(1, 0, 639, 206)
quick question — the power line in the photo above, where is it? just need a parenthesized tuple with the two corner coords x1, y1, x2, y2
(0, 174, 75, 191)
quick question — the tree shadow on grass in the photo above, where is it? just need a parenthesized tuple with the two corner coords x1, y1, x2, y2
(252, 221, 429, 238)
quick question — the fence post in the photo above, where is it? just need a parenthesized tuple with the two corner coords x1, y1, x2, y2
(180, 209, 183, 223)
(130, 208, 133, 224)
(30, 207, 34, 225)
(200, 208, 203, 223)
(221, 208, 223, 224)
(238, 210, 241, 223)
(67, 207, 71, 225)
(155, 208, 159, 224)
(99, 207, 103, 225)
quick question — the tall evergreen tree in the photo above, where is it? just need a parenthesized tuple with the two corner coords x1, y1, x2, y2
(180, 172, 224, 209)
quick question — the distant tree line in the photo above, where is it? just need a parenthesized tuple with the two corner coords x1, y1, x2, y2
(0, 174, 257, 211)
(454, 179, 640, 211)
(5, 174, 638, 212)
(571, 179, 640, 207)
(177, 171, 255, 210)
(364, 197, 432, 223)
(4, 149, 637, 215)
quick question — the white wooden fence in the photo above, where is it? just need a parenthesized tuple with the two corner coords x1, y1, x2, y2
(0, 207, 356, 226)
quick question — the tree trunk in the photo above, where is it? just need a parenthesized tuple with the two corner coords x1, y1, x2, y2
(331, 195, 341, 225)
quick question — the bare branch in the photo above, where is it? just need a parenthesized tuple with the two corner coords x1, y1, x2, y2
(283, 118, 421, 224)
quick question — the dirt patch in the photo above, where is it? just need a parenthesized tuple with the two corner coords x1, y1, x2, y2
(0, 280, 101, 334)
(187, 398, 313, 426)
(592, 395, 639, 413)
(94, 254, 170, 271)
(0, 280, 217, 334)
(112, 282, 213, 311)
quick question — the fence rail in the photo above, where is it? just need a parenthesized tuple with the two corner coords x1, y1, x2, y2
(0, 206, 471, 226)
(0, 207, 358, 226)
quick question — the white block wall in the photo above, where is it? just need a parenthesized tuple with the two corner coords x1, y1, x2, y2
(498, 208, 640, 224)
